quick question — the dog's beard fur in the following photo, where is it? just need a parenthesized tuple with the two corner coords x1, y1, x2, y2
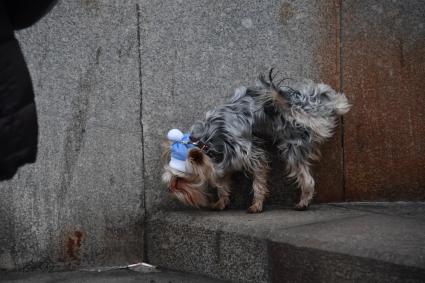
(162, 70, 350, 213)
(162, 148, 217, 208)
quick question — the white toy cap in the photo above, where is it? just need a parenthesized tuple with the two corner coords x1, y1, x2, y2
(167, 128, 184, 142)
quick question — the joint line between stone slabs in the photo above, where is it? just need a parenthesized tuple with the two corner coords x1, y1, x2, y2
(267, 214, 369, 233)
(327, 203, 425, 222)
(338, 0, 347, 202)
(136, 2, 148, 262)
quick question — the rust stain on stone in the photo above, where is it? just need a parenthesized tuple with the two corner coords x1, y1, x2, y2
(279, 2, 295, 26)
(67, 231, 83, 260)
(342, 0, 425, 201)
(313, 0, 425, 202)
(59, 229, 84, 266)
(343, 35, 425, 201)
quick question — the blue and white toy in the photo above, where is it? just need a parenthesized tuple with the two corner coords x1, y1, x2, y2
(167, 129, 195, 173)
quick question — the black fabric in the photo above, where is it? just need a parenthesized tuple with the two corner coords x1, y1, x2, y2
(3, 0, 58, 30)
(0, 0, 57, 180)
(0, 38, 38, 180)
(0, 1, 13, 43)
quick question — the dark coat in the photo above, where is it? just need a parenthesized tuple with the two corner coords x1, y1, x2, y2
(0, 0, 56, 180)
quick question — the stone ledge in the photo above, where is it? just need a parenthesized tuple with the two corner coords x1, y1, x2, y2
(146, 203, 425, 283)
(0, 268, 227, 283)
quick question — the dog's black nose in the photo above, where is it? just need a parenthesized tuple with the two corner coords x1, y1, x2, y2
(189, 136, 199, 143)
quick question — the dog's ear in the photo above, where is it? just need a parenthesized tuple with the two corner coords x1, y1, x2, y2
(188, 148, 204, 165)
(187, 148, 214, 182)
(161, 140, 171, 163)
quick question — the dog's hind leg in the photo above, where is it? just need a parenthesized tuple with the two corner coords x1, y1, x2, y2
(247, 161, 269, 213)
(211, 174, 232, 211)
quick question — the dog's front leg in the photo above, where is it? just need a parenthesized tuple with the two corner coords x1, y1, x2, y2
(280, 143, 316, 210)
(211, 174, 232, 211)
(248, 162, 269, 213)
(291, 162, 315, 210)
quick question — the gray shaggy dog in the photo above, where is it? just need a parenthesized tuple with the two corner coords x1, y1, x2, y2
(162, 69, 350, 213)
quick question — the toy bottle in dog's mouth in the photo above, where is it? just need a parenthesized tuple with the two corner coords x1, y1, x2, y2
(167, 129, 195, 173)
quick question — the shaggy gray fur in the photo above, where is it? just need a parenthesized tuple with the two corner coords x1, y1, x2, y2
(190, 71, 349, 177)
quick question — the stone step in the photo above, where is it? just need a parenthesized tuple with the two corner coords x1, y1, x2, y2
(146, 202, 425, 283)
(0, 267, 228, 283)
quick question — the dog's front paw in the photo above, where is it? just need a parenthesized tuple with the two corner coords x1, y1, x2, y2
(247, 202, 263, 213)
(293, 204, 308, 211)
(294, 198, 310, 211)
(211, 198, 228, 211)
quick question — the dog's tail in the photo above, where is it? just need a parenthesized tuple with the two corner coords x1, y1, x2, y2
(258, 69, 350, 117)
(333, 91, 350, 115)
(315, 83, 351, 116)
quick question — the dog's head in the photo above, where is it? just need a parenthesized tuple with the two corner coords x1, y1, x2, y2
(162, 139, 216, 208)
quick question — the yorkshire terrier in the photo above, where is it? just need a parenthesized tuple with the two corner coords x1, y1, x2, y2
(162, 69, 350, 213)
